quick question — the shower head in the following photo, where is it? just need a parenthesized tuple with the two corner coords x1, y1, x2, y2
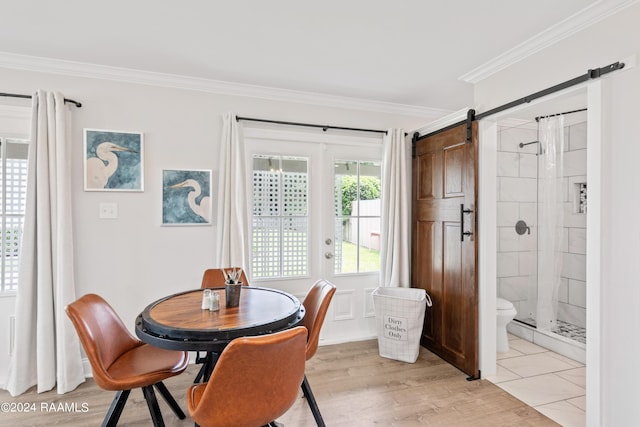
(519, 140, 539, 148)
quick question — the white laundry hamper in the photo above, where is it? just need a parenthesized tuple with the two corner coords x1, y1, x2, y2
(372, 286, 431, 363)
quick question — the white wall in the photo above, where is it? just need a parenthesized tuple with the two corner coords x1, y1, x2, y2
(599, 62, 640, 427)
(0, 66, 428, 384)
(474, 3, 640, 425)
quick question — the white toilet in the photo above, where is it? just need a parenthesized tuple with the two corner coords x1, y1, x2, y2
(496, 297, 517, 353)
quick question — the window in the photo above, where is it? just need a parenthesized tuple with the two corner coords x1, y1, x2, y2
(0, 137, 28, 292)
(333, 160, 381, 274)
(251, 155, 308, 279)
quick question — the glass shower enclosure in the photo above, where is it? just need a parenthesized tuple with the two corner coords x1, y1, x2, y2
(496, 109, 587, 344)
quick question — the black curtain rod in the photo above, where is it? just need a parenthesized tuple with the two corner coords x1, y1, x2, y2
(535, 107, 587, 122)
(0, 92, 82, 108)
(414, 60, 624, 143)
(236, 116, 388, 135)
(474, 61, 622, 121)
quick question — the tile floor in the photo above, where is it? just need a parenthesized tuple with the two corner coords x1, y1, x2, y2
(486, 334, 586, 427)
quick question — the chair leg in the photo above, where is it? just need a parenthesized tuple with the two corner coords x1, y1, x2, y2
(193, 351, 207, 383)
(142, 385, 165, 427)
(301, 375, 325, 427)
(193, 363, 206, 383)
(194, 352, 220, 383)
(102, 389, 130, 427)
(154, 381, 186, 419)
(194, 351, 207, 364)
(203, 352, 219, 382)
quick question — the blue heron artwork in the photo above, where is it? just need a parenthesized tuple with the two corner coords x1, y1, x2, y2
(163, 169, 212, 225)
(84, 129, 143, 191)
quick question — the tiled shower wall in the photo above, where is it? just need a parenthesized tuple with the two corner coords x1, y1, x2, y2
(496, 116, 587, 329)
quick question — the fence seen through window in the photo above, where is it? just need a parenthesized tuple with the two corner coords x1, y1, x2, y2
(333, 160, 381, 274)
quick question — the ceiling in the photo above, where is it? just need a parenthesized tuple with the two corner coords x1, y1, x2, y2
(1, 0, 611, 114)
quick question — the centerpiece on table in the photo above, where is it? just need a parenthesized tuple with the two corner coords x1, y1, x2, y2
(224, 268, 242, 307)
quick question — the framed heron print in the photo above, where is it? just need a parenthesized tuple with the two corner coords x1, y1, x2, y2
(84, 129, 144, 191)
(162, 169, 212, 225)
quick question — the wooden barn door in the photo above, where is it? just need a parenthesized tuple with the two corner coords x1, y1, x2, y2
(411, 120, 479, 378)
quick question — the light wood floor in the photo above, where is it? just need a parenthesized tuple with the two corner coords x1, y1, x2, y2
(0, 340, 558, 426)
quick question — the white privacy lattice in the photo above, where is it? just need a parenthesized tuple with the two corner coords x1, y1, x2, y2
(283, 171, 307, 216)
(252, 170, 279, 216)
(252, 216, 281, 278)
(282, 216, 307, 276)
(252, 159, 308, 279)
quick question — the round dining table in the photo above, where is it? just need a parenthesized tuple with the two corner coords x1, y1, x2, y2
(136, 286, 305, 351)
(136, 286, 305, 382)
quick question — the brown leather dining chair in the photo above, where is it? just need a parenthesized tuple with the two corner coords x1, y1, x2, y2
(65, 293, 189, 427)
(201, 266, 249, 287)
(194, 267, 250, 383)
(301, 279, 336, 427)
(187, 326, 308, 427)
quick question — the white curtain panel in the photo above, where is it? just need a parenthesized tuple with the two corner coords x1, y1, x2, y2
(380, 128, 411, 287)
(215, 113, 250, 270)
(5, 91, 84, 396)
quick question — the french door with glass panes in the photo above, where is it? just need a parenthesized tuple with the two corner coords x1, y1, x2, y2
(245, 130, 383, 343)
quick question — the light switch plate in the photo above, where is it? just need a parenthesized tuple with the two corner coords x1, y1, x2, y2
(99, 202, 118, 219)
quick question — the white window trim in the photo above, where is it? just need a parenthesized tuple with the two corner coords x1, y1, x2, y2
(0, 104, 30, 294)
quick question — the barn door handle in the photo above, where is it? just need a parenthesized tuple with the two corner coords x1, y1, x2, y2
(460, 204, 473, 241)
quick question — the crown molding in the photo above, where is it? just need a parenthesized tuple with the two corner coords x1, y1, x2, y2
(0, 51, 442, 118)
(459, 0, 640, 84)
(411, 107, 469, 137)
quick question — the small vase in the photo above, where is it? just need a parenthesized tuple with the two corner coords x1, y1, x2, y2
(225, 282, 242, 307)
